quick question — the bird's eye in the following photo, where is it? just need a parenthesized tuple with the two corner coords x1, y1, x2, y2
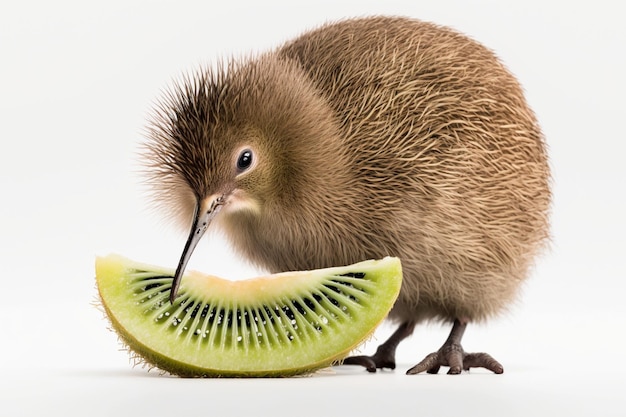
(236, 149, 253, 172)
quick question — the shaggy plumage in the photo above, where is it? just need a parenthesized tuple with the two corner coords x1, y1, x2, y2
(143, 16, 550, 374)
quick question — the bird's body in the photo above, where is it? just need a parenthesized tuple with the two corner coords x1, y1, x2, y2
(144, 16, 550, 374)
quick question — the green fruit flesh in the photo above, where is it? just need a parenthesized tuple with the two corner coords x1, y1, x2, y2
(96, 254, 402, 377)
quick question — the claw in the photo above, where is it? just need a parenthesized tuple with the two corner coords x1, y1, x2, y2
(464, 352, 504, 374)
(342, 356, 378, 372)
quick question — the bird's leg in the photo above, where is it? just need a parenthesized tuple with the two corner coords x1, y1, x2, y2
(342, 321, 415, 372)
(406, 319, 504, 375)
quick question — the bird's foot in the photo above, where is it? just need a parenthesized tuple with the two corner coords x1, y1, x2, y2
(406, 320, 504, 375)
(341, 321, 415, 372)
(342, 344, 397, 372)
(406, 343, 503, 375)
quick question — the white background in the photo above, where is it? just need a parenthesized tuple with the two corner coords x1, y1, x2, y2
(1, 1, 624, 416)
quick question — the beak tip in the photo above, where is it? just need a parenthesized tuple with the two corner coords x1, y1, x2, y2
(169, 269, 183, 304)
(169, 287, 178, 304)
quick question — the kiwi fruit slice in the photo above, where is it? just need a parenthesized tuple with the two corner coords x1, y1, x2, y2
(96, 254, 402, 377)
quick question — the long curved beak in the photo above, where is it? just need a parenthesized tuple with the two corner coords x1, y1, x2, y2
(170, 194, 225, 303)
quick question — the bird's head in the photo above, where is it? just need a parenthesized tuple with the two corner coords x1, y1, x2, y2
(142, 54, 347, 302)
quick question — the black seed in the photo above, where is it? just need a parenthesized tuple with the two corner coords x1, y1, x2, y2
(332, 279, 353, 288)
(292, 300, 307, 315)
(332, 278, 368, 301)
(303, 297, 316, 311)
(263, 306, 275, 323)
(282, 305, 296, 322)
(340, 272, 366, 279)
(325, 284, 341, 294)
(142, 282, 162, 292)
(188, 302, 202, 319)
(216, 308, 226, 325)
(177, 297, 191, 308)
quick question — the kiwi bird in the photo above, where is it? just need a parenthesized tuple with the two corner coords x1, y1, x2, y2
(143, 16, 550, 375)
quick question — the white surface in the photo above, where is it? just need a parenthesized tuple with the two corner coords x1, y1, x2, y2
(1, 1, 625, 416)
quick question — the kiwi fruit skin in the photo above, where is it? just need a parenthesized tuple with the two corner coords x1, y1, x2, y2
(96, 254, 402, 377)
